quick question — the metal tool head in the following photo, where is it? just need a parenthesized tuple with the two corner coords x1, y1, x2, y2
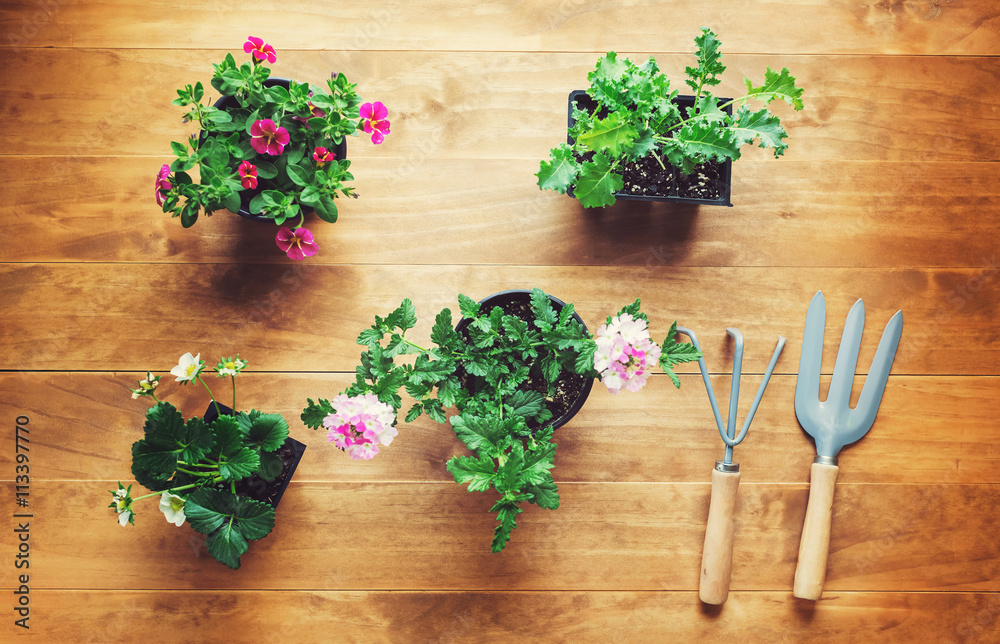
(794, 291, 903, 462)
(677, 326, 786, 469)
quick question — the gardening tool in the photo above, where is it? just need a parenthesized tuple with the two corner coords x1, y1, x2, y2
(792, 291, 903, 600)
(677, 326, 786, 605)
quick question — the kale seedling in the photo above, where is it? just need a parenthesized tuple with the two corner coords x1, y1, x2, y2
(537, 28, 805, 208)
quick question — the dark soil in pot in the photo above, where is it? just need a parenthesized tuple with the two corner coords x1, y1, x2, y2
(455, 290, 594, 433)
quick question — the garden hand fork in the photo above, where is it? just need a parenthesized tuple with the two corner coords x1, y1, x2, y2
(677, 326, 786, 605)
(793, 291, 903, 600)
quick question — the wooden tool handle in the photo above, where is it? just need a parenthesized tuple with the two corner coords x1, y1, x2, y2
(699, 467, 741, 605)
(793, 462, 840, 600)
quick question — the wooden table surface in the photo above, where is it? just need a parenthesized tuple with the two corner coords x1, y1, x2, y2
(1, 2, 998, 642)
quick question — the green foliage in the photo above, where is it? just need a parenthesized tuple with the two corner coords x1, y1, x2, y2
(185, 489, 276, 569)
(304, 288, 699, 553)
(127, 400, 291, 568)
(159, 46, 379, 243)
(537, 27, 804, 208)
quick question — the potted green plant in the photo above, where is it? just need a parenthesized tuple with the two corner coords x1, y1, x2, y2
(111, 352, 305, 569)
(537, 28, 804, 208)
(155, 36, 391, 259)
(301, 289, 701, 552)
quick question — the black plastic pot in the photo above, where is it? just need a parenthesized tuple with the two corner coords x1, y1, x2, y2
(568, 90, 733, 207)
(210, 77, 348, 222)
(454, 289, 595, 431)
(202, 402, 306, 509)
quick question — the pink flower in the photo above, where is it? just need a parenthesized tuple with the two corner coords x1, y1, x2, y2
(155, 164, 171, 206)
(238, 161, 258, 190)
(243, 36, 276, 64)
(312, 146, 336, 167)
(359, 102, 390, 145)
(275, 226, 319, 261)
(250, 119, 290, 156)
(322, 393, 398, 460)
(593, 313, 663, 394)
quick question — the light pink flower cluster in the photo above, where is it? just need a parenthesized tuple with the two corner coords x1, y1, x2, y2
(322, 393, 398, 460)
(593, 313, 662, 394)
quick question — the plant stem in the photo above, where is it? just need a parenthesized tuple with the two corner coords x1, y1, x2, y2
(231, 375, 237, 413)
(131, 479, 221, 502)
(177, 467, 218, 477)
(197, 376, 224, 417)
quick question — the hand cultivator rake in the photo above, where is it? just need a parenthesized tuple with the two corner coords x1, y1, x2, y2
(676, 326, 786, 605)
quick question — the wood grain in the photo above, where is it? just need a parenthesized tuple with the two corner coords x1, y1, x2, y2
(2, 480, 998, 592)
(2, 590, 999, 643)
(1, 264, 996, 373)
(2, 157, 998, 268)
(3, 374, 997, 485)
(1, 50, 998, 162)
(2, 0, 998, 55)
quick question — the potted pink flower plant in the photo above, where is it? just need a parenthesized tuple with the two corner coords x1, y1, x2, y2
(156, 36, 391, 259)
(302, 289, 701, 552)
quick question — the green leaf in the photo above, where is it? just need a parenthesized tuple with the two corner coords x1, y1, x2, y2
(431, 309, 459, 348)
(313, 194, 338, 223)
(530, 288, 558, 328)
(536, 143, 581, 194)
(255, 160, 278, 179)
(451, 414, 502, 453)
(446, 454, 496, 492)
(170, 141, 188, 156)
(221, 191, 241, 214)
(658, 321, 703, 388)
(301, 398, 334, 429)
(286, 164, 310, 187)
(491, 500, 522, 553)
(506, 390, 544, 419)
(404, 404, 422, 423)
(676, 119, 739, 163)
(410, 353, 455, 384)
(219, 447, 260, 481)
(258, 450, 283, 482)
(185, 490, 275, 569)
(575, 152, 623, 209)
(286, 147, 305, 165)
(577, 111, 639, 158)
(744, 66, 805, 110)
(386, 299, 417, 332)
(458, 294, 480, 319)
(684, 27, 726, 92)
(211, 415, 243, 457)
(525, 476, 560, 509)
(729, 105, 789, 157)
(248, 192, 267, 214)
(357, 327, 384, 346)
(692, 93, 727, 122)
(236, 411, 289, 452)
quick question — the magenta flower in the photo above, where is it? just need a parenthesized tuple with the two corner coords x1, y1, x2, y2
(275, 227, 319, 261)
(250, 119, 290, 156)
(322, 393, 398, 461)
(359, 102, 390, 145)
(243, 36, 276, 64)
(155, 164, 172, 206)
(312, 146, 336, 167)
(238, 161, 258, 190)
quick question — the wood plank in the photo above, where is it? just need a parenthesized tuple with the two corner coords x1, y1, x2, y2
(1, 373, 997, 485)
(2, 0, 998, 55)
(1, 264, 996, 374)
(3, 590, 999, 643)
(2, 157, 998, 268)
(1, 50, 998, 162)
(2, 480, 998, 591)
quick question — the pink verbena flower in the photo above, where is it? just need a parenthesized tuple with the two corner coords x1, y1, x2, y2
(250, 119, 290, 156)
(275, 226, 318, 260)
(243, 36, 276, 63)
(155, 164, 171, 206)
(322, 393, 398, 460)
(359, 102, 390, 145)
(238, 161, 258, 190)
(312, 146, 336, 167)
(593, 313, 663, 394)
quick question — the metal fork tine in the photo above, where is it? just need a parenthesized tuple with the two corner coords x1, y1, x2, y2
(851, 310, 904, 435)
(826, 299, 865, 408)
(795, 291, 826, 415)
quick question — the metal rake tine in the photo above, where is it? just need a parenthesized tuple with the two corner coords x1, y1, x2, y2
(851, 310, 903, 434)
(795, 291, 826, 413)
(826, 299, 865, 409)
